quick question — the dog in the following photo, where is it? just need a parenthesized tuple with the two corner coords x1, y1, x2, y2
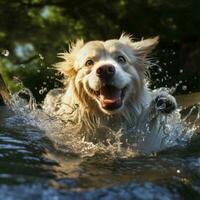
(43, 34, 177, 152)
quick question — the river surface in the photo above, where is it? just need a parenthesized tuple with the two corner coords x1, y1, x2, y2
(1, 94, 200, 200)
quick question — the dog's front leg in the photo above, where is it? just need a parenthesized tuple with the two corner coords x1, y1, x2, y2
(137, 90, 177, 152)
(140, 90, 177, 123)
(153, 90, 177, 114)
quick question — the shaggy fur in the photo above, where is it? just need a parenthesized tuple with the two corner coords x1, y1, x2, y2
(43, 34, 177, 152)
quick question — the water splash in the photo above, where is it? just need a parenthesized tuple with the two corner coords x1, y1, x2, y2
(7, 87, 197, 158)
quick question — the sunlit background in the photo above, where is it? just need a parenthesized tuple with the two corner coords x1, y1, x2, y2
(0, 0, 200, 101)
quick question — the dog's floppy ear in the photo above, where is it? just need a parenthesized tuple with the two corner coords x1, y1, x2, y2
(119, 33, 159, 58)
(54, 39, 84, 77)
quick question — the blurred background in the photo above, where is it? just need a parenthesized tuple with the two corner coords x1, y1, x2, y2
(0, 0, 200, 102)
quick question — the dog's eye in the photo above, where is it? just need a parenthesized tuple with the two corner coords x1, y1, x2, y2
(117, 55, 126, 64)
(85, 59, 94, 66)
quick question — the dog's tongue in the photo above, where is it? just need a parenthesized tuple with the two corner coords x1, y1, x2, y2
(100, 85, 121, 108)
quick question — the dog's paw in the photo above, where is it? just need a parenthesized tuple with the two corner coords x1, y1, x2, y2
(154, 92, 177, 114)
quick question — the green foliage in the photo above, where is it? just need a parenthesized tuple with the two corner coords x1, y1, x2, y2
(0, 0, 200, 100)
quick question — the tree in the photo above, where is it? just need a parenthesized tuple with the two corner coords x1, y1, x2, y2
(0, 0, 200, 100)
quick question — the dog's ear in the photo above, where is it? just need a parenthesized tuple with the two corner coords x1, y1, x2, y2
(54, 39, 84, 77)
(119, 33, 159, 58)
(132, 36, 159, 57)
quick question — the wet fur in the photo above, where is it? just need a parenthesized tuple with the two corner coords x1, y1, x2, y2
(43, 34, 177, 152)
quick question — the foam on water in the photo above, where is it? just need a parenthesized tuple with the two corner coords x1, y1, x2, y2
(7, 87, 197, 158)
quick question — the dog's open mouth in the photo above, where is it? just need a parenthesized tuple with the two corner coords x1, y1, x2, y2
(95, 85, 126, 110)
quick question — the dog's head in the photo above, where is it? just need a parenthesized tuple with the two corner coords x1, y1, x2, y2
(56, 34, 158, 114)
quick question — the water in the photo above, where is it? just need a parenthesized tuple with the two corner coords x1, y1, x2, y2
(1, 92, 200, 199)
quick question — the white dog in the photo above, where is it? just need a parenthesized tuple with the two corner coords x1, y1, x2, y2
(43, 34, 177, 152)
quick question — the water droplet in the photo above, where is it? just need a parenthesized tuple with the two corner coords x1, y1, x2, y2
(39, 90, 43, 95)
(179, 69, 183, 73)
(1, 49, 9, 56)
(55, 72, 61, 76)
(182, 85, 187, 91)
(176, 169, 181, 174)
(39, 87, 47, 95)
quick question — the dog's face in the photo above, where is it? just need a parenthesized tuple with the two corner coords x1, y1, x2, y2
(56, 34, 158, 114)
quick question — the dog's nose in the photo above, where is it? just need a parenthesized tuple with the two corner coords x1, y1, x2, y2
(96, 65, 115, 78)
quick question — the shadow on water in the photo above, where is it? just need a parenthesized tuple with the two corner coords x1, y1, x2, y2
(0, 106, 58, 185)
